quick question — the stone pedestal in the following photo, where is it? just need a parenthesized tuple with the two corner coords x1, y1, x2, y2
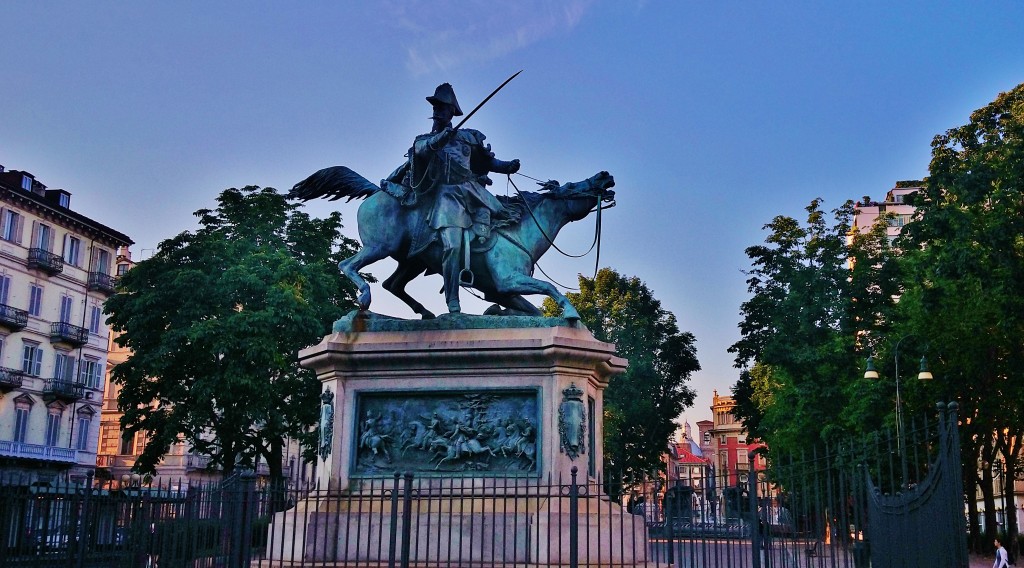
(268, 313, 645, 565)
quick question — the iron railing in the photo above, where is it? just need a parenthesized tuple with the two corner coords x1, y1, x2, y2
(0, 404, 968, 568)
(0, 303, 28, 330)
(27, 247, 64, 274)
(88, 271, 116, 294)
(42, 378, 86, 401)
(0, 366, 24, 390)
(50, 321, 90, 346)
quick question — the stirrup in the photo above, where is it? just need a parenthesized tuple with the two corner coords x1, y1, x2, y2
(459, 268, 475, 286)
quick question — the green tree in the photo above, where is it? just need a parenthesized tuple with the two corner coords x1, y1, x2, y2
(897, 82, 1024, 549)
(543, 268, 699, 480)
(729, 198, 901, 453)
(106, 186, 361, 483)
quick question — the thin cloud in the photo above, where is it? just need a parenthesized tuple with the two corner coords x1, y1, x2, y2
(381, 0, 594, 75)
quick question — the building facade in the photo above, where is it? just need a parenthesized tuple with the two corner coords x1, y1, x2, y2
(704, 390, 765, 487)
(0, 164, 132, 484)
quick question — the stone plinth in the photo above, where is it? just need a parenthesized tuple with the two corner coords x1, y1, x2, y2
(267, 312, 644, 565)
(305, 312, 626, 488)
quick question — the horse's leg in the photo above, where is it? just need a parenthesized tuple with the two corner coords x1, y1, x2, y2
(492, 273, 580, 320)
(485, 293, 543, 316)
(338, 245, 391, 311)
(382, 260, 435, 319)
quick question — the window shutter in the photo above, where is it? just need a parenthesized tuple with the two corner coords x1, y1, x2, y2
(0, 208, 6, 239)
(30, 221, 39, 248)
(14, 213, 24, 245)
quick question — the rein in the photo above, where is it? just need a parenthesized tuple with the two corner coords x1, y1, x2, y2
(503, 173, 609, 287)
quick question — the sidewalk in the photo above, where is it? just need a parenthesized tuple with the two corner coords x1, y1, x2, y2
(970, 553, 995, 567)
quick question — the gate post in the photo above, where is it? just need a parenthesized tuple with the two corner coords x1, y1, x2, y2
(74, 471, 94, 568)
(388, 472, 401, 568)
(947, 402, 969, 568)
(399, 472, 414, 568)
(569, 466, 579, 568)
(749, 453, 761, 568)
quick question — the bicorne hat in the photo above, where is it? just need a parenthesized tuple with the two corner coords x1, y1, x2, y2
(426, 83, 464, 116)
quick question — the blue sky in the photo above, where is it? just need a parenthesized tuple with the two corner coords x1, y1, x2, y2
(2, 1, 1023, 424)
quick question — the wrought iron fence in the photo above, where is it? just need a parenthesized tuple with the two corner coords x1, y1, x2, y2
(0, 403, 968, 567)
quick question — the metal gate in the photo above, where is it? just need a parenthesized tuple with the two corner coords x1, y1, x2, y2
(0, 403, 968, 567)
(732, 401, 969, 568)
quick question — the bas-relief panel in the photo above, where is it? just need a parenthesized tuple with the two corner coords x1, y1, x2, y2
(352, 389, 539, 476)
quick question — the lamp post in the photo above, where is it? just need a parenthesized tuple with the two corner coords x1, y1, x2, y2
(860, 335, 933, 456)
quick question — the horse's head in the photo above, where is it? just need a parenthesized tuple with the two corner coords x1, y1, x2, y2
(541, 171, 616, 207)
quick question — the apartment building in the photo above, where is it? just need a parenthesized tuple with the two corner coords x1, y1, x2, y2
(0, 164, 132, 484)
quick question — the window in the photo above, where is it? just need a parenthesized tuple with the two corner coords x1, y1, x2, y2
(116, 263, 129, 276)
(21, 175, 32, 191)
(14, 407, 30, 443)
(59, 193, 70, 208)
(28, 284, 43, 316)
(80, 358, 102, 389)
(22, 341, 43, 376)
(89, 305, 103, 334)
(119, 432, 135, 455)
(93, 248, 112, 276)
(0, 274, 10, 305)
(59, 295, 74, 323)
(35, 223, 54, 251)
(720, 435, 726, 444)
(63, 236, 81, 266)
(2, 210, 23, 243)
(76, 410, 94, 451)
(45, 407, 63, 446)
(54, 352, 76, 381)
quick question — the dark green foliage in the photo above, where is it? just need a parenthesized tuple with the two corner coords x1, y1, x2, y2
(897, 82, 1024, 551)
(106, 186, 361, 480)
(729, 198, 901, 453)
(543, 268, 699, 480)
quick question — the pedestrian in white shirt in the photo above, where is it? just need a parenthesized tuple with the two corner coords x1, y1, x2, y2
(994, 538, 1009, 568)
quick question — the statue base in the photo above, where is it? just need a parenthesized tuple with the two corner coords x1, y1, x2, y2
(265, 312, 645, 565)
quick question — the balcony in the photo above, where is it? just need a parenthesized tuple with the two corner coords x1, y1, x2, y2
(42, 378, 85, 402)
(0, 303, 28, 330)
(88, 272, 116, 295)
(0, 367, 24, 392)
(50, 321, 90, 346)
(27, 248, 64, 275)
(0, 440, 77, 464)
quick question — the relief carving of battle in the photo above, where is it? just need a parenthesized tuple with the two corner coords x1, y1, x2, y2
(353, 390, 539, 476)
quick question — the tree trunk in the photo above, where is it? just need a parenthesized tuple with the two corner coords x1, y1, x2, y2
(966, 465, 982, 552)
(982, 459, 998, 540)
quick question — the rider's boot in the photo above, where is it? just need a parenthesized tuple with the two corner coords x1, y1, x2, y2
(440, 227, 462, 313)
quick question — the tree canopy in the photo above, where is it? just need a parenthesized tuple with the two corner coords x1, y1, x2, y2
(896, 82, 1024, 545)
(105, 186, 361, 480)
(543, 268, 700, 479)
(729, 82, 1024, 550)
(729, 198, 901, 453)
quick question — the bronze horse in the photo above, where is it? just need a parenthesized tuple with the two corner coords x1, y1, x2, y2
(290, 167, 615, 319)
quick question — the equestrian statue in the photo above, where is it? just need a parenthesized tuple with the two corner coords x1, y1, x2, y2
(289, 79, 615, 320)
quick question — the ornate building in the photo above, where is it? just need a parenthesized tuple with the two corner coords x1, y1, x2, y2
(0, 164, 132, 484)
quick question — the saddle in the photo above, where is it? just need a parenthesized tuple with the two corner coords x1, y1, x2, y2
(400, 186, 523, 258)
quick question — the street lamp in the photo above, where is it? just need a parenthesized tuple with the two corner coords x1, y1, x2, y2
(864, 336, 933, 458)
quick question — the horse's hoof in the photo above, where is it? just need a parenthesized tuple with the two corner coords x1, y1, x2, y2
(420, 310, 436, 320)
(563, 306, 581, 321)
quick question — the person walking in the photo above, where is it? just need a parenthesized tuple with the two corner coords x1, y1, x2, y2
(994, 538, 1010, 568)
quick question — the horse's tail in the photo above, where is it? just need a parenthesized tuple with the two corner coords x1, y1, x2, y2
(289, 166, 380, 202)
